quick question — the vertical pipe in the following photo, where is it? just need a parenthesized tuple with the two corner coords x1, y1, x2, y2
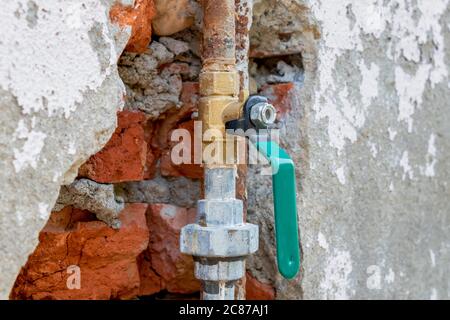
(200, 0, 239, 300)
(203, 281, 236, 300)
(182, 0, 257, 301)
(202, 0, 236, 71)
(234, 0, 253, 300)
(235, 0, 253, 98)
(200, 167, 239, 300)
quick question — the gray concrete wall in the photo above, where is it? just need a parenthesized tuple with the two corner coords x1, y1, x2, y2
(0, 0, 131, 299)
(249, 0, 450, 299)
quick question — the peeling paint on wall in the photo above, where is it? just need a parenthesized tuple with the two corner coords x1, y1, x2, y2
(0, 0, 131, 299)
(395, 65, 430, 133)
(359, 62, 380, 108)
(366, 265, 382, 290)
(12, 119, 46, 172)
(421, 133, 438, 177)
(307, 0, 449, 150)
(317, 232, 329, 251)
(335, 166, 346, 185)
(296, 0, 450, 300)
(0, 0, 119, 118)
(399, 150, 413, 180)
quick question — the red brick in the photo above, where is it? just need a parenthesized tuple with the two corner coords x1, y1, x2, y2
(79, 110, 149, 183)
(140, 204, 200, 294)
(137, 254, 162, 296)
(11, 204, 150, 300)
(160, 119, 203, 179)
(246, 272, 276, 300)
(143, 122, 158, 179)
(110, 0, 156, 53)
(260, 83, 296, 121)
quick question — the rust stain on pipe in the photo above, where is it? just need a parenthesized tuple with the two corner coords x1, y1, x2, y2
(199, 1, 253, 299)
(234, 0, 253, 301)
(235, 0, 252, 98)
(199, 0, 241, 158)
(202, 0, 236, 70)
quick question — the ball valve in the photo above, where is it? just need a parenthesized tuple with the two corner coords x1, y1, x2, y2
(227, 95, 301, 280)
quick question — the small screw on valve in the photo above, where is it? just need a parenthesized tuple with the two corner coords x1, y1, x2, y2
(249, 102, 277, 129)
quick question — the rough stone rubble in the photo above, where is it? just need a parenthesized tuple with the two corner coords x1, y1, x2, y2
(118, 39, 200, 118)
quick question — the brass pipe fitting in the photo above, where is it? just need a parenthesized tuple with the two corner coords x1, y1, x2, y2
(199, 71, 242, 132)
(199, 0, 245, 167)
(199, 71, 243, 167)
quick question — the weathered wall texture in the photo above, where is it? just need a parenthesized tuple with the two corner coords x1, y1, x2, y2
(1, 0, 449, 300)
(0, 0, 133, 299)
(248, 0, 450, 299)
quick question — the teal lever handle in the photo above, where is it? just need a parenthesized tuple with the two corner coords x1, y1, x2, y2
(255, 140, 300, 279)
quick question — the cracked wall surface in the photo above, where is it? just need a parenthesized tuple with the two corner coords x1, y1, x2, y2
(0, 0, 132, 299)
(248, 0, 450, 299)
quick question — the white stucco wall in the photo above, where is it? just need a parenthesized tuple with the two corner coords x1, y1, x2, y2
(249, 0, 450, 299)
(0, 0, 131, 299)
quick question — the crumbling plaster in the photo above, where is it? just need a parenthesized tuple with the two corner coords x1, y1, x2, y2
(248, 0, 450, 299)
(0, 0, 132, 299)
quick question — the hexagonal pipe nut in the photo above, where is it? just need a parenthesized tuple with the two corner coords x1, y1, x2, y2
(199, 71, 239, 96)
(180, 223, 259, 258)
(250, 102, 277, 129)
(197, 199, 243, 226)
(195, 259, 245, 281)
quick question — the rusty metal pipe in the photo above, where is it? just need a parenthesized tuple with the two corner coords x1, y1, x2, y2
(234, 0, 253, 300)
(235, 0, 253, 100)
(199, 0, 242, 162)
(181, 0, 258, 301)
(202, 0, 236, 71)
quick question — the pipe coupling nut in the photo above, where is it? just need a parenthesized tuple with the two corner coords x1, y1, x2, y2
(250, 102, 277, 129)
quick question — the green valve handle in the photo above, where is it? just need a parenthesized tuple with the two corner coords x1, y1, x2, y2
(255, 139, 300, 280)
(226, 95, 301, 280)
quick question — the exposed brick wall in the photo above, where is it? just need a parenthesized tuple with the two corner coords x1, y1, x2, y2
(79, 110, 151, 183)
(10, 4, 286, 300)
(110, 0, 156, 53)
(11, 204, 149, 300)
(10, 81, 289, 300)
